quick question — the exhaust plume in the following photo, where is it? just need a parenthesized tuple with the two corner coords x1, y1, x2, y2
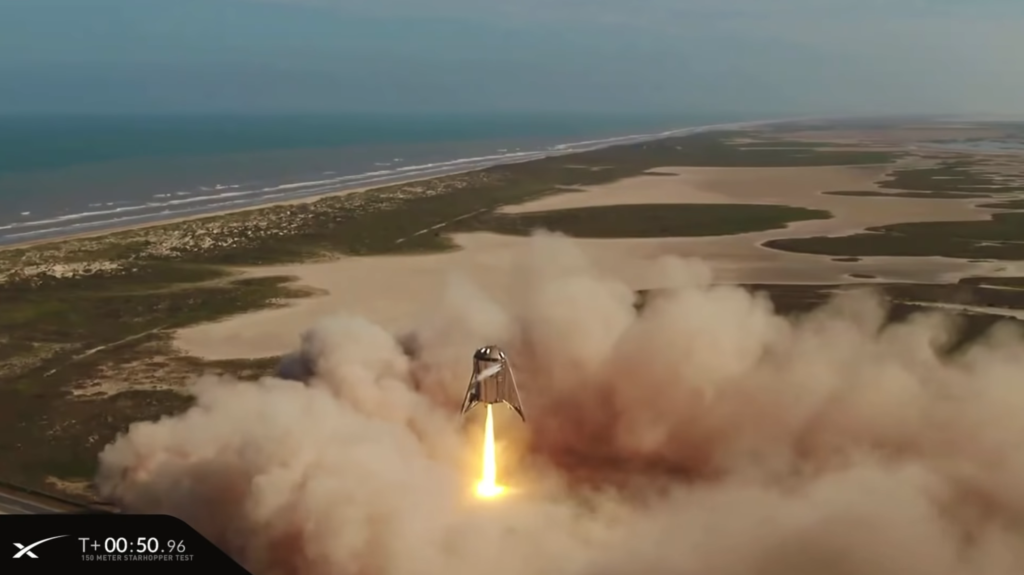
(97, 231, 1024, 575)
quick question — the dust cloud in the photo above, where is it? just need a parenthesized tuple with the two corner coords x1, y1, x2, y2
(96, 232, 1024, 575)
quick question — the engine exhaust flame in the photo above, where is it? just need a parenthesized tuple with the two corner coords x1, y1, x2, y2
(475, 405, 506, 498)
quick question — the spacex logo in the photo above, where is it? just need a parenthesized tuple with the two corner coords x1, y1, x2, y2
(12, 535, 69, 559)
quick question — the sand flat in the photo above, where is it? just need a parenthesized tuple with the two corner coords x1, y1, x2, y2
(174, 164, 1015, 360)
(507, 165, 994, 228)
(173, 232, 1003, 360)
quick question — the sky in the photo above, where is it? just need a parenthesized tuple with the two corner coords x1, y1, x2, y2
(0, 0, 1021, 116)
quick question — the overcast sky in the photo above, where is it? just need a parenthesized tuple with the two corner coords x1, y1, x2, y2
(1, 0, 1021, 115)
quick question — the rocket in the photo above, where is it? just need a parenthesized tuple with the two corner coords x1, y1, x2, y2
(461, 345, 526, 421)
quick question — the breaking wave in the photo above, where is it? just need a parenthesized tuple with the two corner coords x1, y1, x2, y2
(0, 120, 766, 245)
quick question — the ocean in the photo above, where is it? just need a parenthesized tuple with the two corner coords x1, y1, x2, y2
(0, 113, 755, 246)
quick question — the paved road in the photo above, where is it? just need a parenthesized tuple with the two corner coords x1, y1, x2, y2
(0, 490, 66, 514)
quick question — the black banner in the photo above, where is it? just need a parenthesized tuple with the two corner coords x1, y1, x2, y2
(0, 514, 250, 574)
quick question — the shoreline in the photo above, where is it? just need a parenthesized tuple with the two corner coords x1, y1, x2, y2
(0, 167, 480, 252)
(0, 118, 792, 252)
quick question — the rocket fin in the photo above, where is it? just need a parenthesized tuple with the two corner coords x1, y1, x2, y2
(461, 371, 480, 415)
(502, 364, 526, 422)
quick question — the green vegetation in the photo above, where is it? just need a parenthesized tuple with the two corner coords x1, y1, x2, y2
(824, 190, 986, 200)
(757, 118, 910, 133)
(765, 211, 1024, 261)
(876, 161, 1019, 196)
(977, 199, 1024, 210)
(727, 140, 851, 149)
(958, 276, 1024, 289)
(0, 263, 307, 489)
(455, 204, 831, 238)
(0, 267, 305, 353)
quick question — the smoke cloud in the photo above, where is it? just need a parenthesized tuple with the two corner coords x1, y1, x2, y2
(97, 232, 1024, 575)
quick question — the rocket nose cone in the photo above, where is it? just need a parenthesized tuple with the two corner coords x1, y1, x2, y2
(474, 345, 505, 362)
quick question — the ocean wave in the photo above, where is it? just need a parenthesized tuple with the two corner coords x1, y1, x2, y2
(0, 120, 778, 243)
(0, 156, 548, 241)
(0, 150, 551, 234)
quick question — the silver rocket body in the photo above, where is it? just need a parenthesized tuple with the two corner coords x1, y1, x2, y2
(461, 345, 526, 421)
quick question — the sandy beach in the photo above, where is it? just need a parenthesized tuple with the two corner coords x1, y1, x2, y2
(174, 162, 1018, 360)
(0, 171, 477, 252)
